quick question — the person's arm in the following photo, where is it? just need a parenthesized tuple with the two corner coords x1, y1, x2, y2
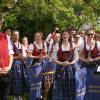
(21, 45, 27, 58)
(70, 48, 79, 64)
(54, 60, 63, 66)
(28, 52, 41, 59)
(1, 54, 13, 74)
(94, 41, 100, 61)
(62, 48, 79, 66)
(2, 36, 14, 74)
(46, 34, 51, 43)
(27, 44, 41, 59)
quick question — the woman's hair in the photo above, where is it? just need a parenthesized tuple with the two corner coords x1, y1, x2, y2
(74, 33, 80, 38)
(22, 36, 28, 40)
(3, 27, 13, 33)
(53, 32, 61, 45)
(12, 30, 20, 35)
(59, 30, 69, 46)
(35, 32, 43, 36)
(86, 29, 95, 35)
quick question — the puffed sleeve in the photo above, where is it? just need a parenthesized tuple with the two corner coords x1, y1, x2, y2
(97, 41, 100, 51)
(78, 40, 84, 51)
(21, 45, 27, 57)
(7, 35, 14, 55)
(28, 44, 34, 52)
(44, 41, 47, 53)
(73, 48, 79, 61)
(46, 33, 51, 43)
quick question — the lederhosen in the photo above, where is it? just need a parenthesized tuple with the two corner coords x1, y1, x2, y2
(10, 42, 25, 95)
(0, 33, 11, 98)
(52, 45, 76, 100)
(28, 42, 46, 100)
(82, 41, 100, 100)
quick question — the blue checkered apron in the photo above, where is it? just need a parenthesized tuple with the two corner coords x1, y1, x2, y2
(84, 62, 100, 100)
(52, 64, 75, 100)
(10, 60, 25, 95)
(75, 60, 87, 100)
(43, 59, 57, 72)
(28, 63, 42, 100)
(23, 57, 33, 93)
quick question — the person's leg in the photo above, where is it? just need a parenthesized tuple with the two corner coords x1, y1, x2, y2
(13, 96, 23, 100)
(0, 77, 10, 100)
(0, 95, 8, 100)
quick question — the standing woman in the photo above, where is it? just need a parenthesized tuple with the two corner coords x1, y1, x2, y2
(28, 32, 47, 100)
(22, 36, 30, 94)
(22, 36, 31, 67)
(52, 31, 78, 100)
(47, 32, 61, 71)
(74, 34, 87, 100)
(79, 30, 100, 100)
(46, 33, 61, 100)
(10, 30, 27, 100)
(22, 37, 29, 53)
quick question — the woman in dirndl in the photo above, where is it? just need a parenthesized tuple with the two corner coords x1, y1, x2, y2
(52, 31, 78, 100)
(22, 36, 31, 93)
(46, 26, 60, 47)
(28, 32, 47, 100)
(47, 32, 61, 72)
(46, 32, 61, 100)
(74, 33, 87, 100)
(79, 30, 100, 100)
(10, 30, 27, 100)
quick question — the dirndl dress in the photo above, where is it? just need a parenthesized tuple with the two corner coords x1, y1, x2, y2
(10, 60, 25, 95)
(52, 64, 75, 100)
(75, 60, 87, 100)
(84, 60, 100, 100)
(28, 62, 43, 100)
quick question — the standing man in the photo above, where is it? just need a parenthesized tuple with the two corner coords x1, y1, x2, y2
(0, 32, 13, 100)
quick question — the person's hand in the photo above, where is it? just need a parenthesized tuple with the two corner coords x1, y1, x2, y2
(0, 66, 11, 75)
(0, 68, 4, 75)
(18, 54, 23, 60)
(62, 61, 70, 67)
(39, 55, 44, 59)
(86, 57, 94, 63)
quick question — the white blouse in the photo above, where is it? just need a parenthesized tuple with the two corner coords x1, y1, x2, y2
(28, 41, 47, 53)
(6, 35, 14, 55)
(14, 42, 27, 57)
(79, 41, 100, 51)
(48, 43, 59, 60)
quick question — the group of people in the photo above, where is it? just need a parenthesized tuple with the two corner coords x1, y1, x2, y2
(0, 26, 100, 100)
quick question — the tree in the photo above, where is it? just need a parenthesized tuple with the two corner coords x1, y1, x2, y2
(0, 0, 99, 37)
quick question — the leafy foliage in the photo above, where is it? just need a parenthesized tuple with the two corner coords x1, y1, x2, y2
(0, 0, 100, 38)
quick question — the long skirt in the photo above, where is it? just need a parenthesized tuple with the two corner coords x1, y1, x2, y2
(10, 60, 25, 95)
(75, 60, 87, 100)
(52, 64, 75, 100)
(84, 67, 100, 100)
(28, 63, 42, 100)
(75, 68, 87, 100)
